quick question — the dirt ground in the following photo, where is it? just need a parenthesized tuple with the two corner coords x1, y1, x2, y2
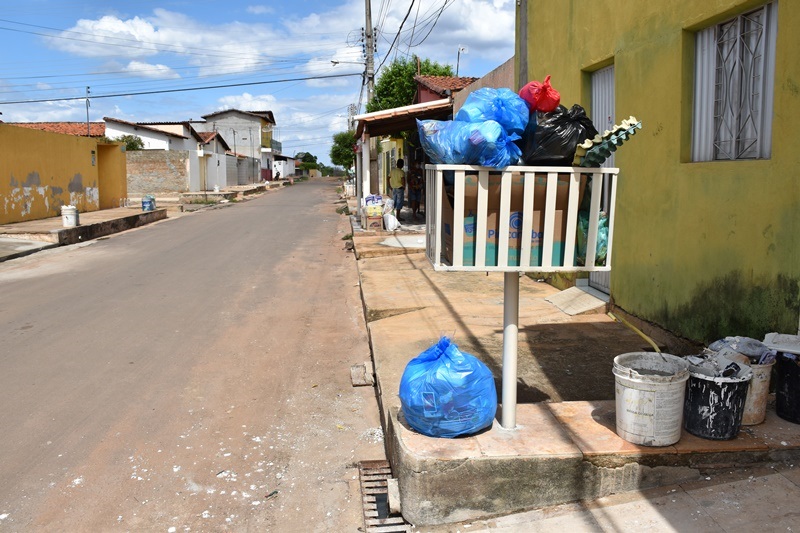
(0, 180, 386, 532)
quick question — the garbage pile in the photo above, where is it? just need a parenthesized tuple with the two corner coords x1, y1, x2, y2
(417, 76, 642, 169)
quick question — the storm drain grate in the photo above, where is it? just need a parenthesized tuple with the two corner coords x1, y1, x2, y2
(358, 460, 410, 532)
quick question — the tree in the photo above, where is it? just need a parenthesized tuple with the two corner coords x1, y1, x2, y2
(296, 152, 318, 171)
(114, 134, 145, 151)
(366, 56, 454, 113)
(330, 130, 357, 172)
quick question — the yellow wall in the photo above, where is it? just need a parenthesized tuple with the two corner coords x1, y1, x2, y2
(1, 124, 128, 224)
(97, 143, 128, 209)
(519, 0, 800, 341)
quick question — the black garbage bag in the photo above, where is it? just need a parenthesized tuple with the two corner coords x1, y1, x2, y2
(519, 104, 598, 166)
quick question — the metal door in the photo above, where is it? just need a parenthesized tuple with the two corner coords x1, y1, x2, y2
(589, 65, 615, 294)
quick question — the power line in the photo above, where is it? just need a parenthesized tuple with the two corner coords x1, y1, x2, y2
(375, 0, 416, 73)
(0, 72, 361, 105)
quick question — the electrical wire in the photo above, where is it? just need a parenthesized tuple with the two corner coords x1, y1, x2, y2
(0, 72, 361, 105)
(375, 0, 415, 73)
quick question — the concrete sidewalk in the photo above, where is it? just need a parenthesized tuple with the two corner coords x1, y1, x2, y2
(0, 183, 279, 262)
(348, 221, 800, 530)
(0, 207, 168, 261)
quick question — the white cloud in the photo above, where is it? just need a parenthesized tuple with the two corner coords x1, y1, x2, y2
(50, 15, 161, 58)
(123, 61, 180, 79)
(215, 92, 279, 112)
(246, 5, 273, 15)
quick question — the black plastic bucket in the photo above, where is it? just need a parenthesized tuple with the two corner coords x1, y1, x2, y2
(683, 371, 751, 440)
(775, 352, 800, 424)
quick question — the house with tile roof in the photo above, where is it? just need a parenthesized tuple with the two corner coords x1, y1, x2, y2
(104, 117, 209, 195)
(194, 109, 279, 181)
(6, 122, 107, 137)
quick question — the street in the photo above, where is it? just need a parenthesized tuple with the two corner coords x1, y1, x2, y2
(0, 178, 385, 531)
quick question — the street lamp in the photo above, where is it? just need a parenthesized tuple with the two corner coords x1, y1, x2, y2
(331, 60, 365, 66)
(456, 45, 468, 77)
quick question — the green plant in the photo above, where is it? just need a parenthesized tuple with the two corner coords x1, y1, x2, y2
(342, 233, 353, 240)
(336, 204, 350, 215)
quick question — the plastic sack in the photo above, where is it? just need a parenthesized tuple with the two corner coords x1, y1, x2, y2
(399, 337, 497, 438)
(365, 194, 383, 206)
(519, 104, 598, 166)
(383, 213, 400, 231)
(383, 198, 395, 215)
(518, 75, 561, 113)
(417, 119, 522, 168)
(455, 87, 530, 136)
(576, 210, 608, 266)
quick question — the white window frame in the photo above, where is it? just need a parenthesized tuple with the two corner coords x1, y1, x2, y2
(692, 2, 777, 161)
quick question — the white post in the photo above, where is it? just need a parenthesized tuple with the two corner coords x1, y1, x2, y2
(501, 272, 520, 429)
(361, 134, 371, 197)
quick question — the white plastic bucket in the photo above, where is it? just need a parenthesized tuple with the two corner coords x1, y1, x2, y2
(613, 352, 689, 446)
(742, 360, 775, 425)
(61, 205, 79, 227)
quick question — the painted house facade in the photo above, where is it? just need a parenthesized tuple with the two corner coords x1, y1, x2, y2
(517, 0, 800, 341)
(195, 109, 278, 181)
(0, 123, 127, 224)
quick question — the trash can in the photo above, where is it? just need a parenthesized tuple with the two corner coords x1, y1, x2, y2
(741, 360, 775, 425)
(142, 195, 156, 212)
(775, 352, 800, 424)
(683, 364, 752, 440)
(61, 205, 79, 227)
(613, 352, 690, 446)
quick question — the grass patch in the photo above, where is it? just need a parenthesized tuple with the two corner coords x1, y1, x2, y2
(336, 205, 350, 215)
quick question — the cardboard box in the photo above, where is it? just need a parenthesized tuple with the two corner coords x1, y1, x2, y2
(440, 171, 585, 267)
(364, 205, 383, 217)
(363, 215, 383, 230)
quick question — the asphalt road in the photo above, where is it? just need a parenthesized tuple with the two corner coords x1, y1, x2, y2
(0, 178, 385, 532)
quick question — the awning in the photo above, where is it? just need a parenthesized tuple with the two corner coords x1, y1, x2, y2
(354, 98, 452, 138)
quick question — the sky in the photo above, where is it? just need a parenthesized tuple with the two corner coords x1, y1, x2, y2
(0, 0, 516, 166)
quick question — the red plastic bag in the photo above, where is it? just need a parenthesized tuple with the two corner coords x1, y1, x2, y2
(518, 75, 561, 113)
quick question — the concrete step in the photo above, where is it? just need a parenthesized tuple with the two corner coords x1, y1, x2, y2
(389, 399, 800, 527)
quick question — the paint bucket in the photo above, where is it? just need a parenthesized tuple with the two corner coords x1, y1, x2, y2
(61, 205, 79, 227)
(142, 195, 155, 212)
(613, 352, 690, 446)
(741, 360, 775, 425)
(776, 352, 800, 424)
(683, 365, 752, 440)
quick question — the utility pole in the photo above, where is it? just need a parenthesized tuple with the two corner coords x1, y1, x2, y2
(85, 86, 90, 136)
(364, 0, 375, 104)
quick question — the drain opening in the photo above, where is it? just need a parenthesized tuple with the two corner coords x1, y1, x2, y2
(358, 460, 410, 532)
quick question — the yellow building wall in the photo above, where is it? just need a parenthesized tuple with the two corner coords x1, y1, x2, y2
(1, 124, 127, 224)
(97, 143, 128, 209)
(519, 0, 800, 341)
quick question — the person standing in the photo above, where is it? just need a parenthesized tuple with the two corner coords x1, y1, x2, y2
(407, 161, 424, 219)
(389, 159, 406, 221)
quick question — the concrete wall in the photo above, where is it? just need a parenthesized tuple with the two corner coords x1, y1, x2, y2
(453, 58, 515, 113)
(126, 150, 191, 195)
(1, 124, 126, 224)
(518, 0, 800, 342)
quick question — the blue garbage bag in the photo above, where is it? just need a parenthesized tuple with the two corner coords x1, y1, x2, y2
(417, 119, 522, 168)
(455, 87, 530, 136)
(399, 337, 497, 438)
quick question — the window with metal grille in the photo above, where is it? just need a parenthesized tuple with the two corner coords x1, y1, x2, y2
(692, 2, 777, 161)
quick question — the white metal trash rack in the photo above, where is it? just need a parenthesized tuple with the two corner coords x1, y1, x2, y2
(424, 164, 620, 429)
